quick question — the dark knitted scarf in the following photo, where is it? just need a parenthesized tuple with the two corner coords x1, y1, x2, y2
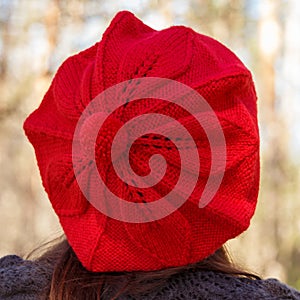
(1, 255, 300, 300)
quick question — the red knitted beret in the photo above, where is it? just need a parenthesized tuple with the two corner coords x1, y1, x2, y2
(23, 11, 260, 272)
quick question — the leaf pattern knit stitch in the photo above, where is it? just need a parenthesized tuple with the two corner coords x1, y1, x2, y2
(1, 255, 300, 300)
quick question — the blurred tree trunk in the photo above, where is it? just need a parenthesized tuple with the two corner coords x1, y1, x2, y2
(43, 0, 61, 76)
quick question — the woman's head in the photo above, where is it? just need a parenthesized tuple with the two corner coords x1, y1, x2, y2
(32, 237, 259, 300)
(23, 11, 259, 273)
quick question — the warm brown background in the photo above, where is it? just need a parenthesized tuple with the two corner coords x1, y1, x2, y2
(0, 0, 299, 289)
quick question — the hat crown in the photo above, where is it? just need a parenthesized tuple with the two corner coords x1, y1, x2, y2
(23, 11, 259, 272)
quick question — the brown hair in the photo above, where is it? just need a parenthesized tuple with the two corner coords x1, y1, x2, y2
(27, 235, 260, 300)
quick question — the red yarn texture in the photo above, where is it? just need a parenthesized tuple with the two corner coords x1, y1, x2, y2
(23, 11, 260, 272)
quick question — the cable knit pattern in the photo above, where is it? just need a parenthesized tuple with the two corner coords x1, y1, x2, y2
(0, 255, 300, 300)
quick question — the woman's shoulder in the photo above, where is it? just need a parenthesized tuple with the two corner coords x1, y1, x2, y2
(160, 268, 300, 300)
(1, 255, 300, 300)
(0, 255, 52, 299)
(135, 268, 300, 300)
(259, 277, 300, 299)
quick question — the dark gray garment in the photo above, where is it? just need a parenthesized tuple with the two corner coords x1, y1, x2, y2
(1, 255, 300, 300)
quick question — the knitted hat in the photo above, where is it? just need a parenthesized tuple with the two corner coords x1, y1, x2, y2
(23, 11, 260, 272)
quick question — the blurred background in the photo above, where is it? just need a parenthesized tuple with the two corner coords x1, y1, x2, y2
(0, 0, 299, 289)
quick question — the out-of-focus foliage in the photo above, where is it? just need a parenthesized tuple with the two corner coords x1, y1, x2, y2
(0, 0, 299, 289)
